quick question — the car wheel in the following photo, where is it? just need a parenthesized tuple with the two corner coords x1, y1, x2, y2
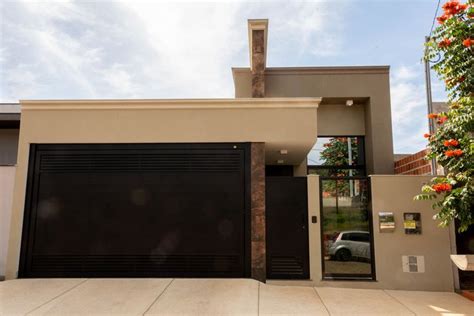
(335, 248, 352, 261)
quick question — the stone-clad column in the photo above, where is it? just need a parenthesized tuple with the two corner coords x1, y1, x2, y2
(251, 29, 265, 98)
(251, 142, 265, 282)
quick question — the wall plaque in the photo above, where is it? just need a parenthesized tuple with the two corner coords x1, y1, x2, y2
(404, 212, 422, 234)
(379, 212, 395, 232)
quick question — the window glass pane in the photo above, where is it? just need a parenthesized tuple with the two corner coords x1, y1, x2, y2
(321, 178, 373, 278)
(341, 233, 351, 241)
(308, 137, 363, 167)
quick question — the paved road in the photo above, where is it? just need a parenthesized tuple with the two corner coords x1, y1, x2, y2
(1, 278, 473, 315)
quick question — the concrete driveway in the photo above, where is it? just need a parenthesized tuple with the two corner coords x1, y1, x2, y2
(1, 278, 473, 315)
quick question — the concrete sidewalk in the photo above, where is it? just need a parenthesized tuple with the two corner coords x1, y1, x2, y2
(0, 278, 473, 315)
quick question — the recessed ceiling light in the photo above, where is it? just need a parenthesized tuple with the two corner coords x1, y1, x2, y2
(280, 149, 288, 155)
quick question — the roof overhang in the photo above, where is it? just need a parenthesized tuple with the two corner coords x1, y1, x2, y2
(20, 98, 320, 165)
(0, 113, 20, 128)
(0, 103, 21, 128)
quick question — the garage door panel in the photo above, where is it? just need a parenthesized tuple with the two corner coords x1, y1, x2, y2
(35, 174, 244, 254)
(20, 144, 249, 277)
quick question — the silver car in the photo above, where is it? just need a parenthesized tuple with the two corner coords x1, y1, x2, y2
(328, 231, 371, 261)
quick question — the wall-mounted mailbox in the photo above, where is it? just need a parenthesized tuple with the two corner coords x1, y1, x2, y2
(404, 212, 422, 234)
(379, 212, 395, 232)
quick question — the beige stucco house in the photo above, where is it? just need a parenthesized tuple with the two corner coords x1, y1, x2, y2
(0, 19, 467, 292)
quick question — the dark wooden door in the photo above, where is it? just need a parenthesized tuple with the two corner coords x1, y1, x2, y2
(266, 177, 309, 279)
(19, 143, 250, 278)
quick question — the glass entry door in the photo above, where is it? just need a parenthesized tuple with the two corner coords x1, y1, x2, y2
(320, 177, 375, 279)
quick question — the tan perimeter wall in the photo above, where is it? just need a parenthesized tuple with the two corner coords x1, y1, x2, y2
(0, 166, 15, 279)
(233, 67, 394, 174)
(298, 175, 455, 291)
(369, 175, 454, 291)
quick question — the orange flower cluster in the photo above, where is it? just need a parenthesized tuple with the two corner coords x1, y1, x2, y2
(428, 113, 448, 124)
(438, 38, 452, 48)
(437, 1, 469, 23)
(437, 116, 448, 124)
(437, 15, 449, 23)
(443, 1, 468, 16)
(445, 149, 463, 157)
(424, 133, 431, 138)
(443, 139, 460, 147)
(432, 183, 452, 193)
(463, 38, 474, 47)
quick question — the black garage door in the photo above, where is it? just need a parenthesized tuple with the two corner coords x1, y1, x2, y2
(19, 143, 250, 278)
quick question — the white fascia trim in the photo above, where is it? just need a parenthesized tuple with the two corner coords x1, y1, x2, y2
(20, 98, 321, 111)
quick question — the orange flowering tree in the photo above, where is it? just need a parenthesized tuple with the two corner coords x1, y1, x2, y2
(415, 0, 474, 232)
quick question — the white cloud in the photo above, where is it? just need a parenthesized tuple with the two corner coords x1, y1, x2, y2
(0, 0, 352, 102)
(4, 64, 41, 98)
(392, 65, 419, 82)
(390, 64, 430, 154)
(122, 1, 248, 97)
(100, 64, 139, 97)
(275, 2, 347, 57)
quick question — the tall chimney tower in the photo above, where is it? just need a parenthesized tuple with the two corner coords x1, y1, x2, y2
(248, 19, 268, 98)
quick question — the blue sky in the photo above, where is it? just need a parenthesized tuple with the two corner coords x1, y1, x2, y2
(0, 0, 447, 154)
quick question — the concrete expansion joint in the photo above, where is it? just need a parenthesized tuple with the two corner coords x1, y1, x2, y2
(142, 278, 175, 315)
(382, 289, 417, 316)
(25, 278, 89, 315)
(312, 287, 331, 315)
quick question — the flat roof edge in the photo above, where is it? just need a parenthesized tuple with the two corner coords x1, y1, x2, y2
(0, 103, 21, 114)
(232, 66, 390, 75)
(20, 97, 321, 110)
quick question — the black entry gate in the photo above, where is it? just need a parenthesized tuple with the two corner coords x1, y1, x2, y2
(266, 177, 309, 279)
(456, 222, 474, 289)
(19, 143, 250, 278)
